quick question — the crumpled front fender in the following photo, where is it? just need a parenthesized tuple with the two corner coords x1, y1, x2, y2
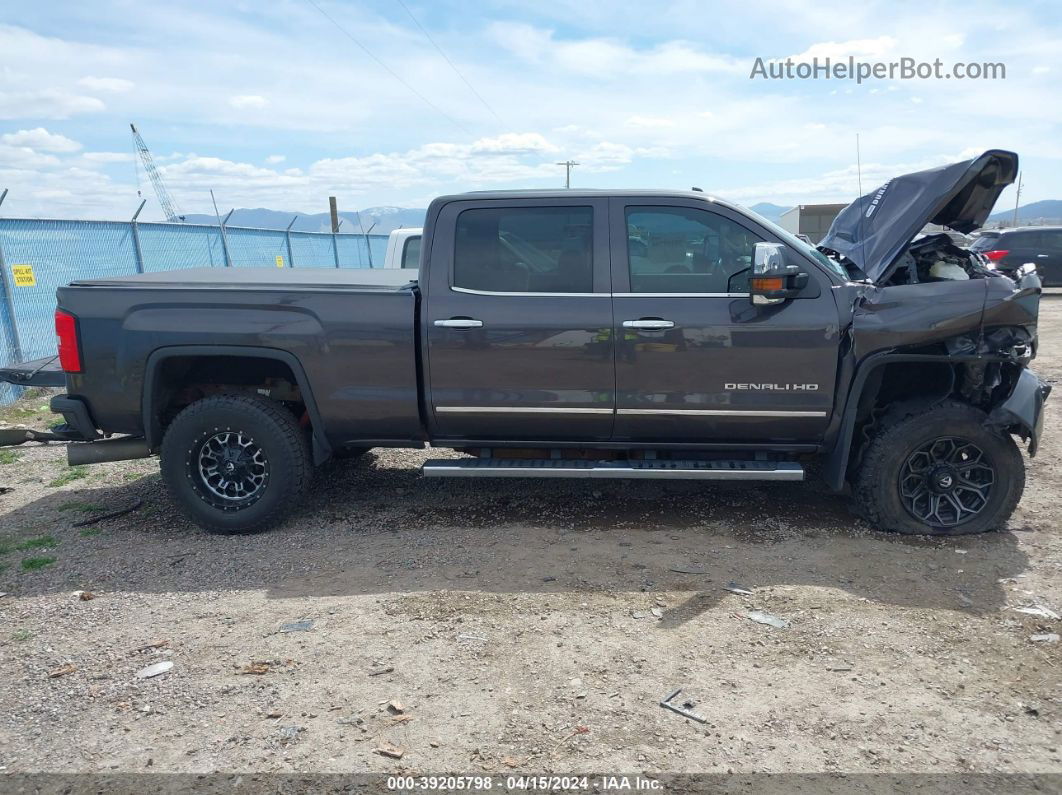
(987, 368, 1051, 455)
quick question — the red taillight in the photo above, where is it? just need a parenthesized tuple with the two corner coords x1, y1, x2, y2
(984, 249, 1010, 262)
(55, 309, 82, 373)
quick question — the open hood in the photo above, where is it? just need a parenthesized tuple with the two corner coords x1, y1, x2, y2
(818, 149, 1018, 282)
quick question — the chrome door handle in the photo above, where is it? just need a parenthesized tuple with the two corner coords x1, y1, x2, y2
(623, 319, 675, 330)
(434, 318, 483, 329)
(1037, 254, 1049, 258)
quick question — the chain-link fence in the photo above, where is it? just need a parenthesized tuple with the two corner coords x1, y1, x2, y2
(0, 216, 389, 403)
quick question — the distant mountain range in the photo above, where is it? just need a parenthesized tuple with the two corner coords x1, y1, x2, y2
(746, 203, 791, 223)
(988, 199, 1062, 223)
(181, 206, 426, 235)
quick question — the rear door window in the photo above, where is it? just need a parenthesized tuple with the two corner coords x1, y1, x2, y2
(1010, 230, 1043, 248)
(453, 206, 594, 293)
(1038, 230, 1062, 250)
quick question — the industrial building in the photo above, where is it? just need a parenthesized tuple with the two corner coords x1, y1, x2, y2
(779, 203, 847, 244)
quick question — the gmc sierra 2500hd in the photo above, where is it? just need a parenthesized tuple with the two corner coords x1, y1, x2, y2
(25, 149, 1049, 535)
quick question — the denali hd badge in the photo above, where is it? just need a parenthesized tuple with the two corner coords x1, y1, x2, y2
(725, 383, 820, 391)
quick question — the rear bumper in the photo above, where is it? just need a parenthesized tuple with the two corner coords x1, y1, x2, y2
(50, 395, 100, 442)
(987, 368, 1051, 455)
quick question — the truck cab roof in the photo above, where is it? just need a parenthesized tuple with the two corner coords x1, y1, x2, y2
(438, 189, 739, 209)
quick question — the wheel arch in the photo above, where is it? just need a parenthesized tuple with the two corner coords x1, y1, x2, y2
(823, 351, 1027, 491)
(142, 345, 332, 464)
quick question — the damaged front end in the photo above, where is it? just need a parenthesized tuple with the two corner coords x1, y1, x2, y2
(979, 271, 1051, 454)
(842, 260, 1049, 469)
(819, 150, 1050, 487)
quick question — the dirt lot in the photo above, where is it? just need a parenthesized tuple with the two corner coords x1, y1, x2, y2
(0, 301, 1060, 782)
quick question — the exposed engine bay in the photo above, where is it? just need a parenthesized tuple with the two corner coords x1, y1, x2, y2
(819, 233, 996, 286)
(881, 233, 992, 286)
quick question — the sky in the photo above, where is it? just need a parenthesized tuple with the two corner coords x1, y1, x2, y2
(0, 0, 1060, 221)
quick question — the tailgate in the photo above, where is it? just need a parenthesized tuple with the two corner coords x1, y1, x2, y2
(0, 355, 66, 387)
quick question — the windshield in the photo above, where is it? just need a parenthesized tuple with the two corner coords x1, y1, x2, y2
(740, 206, 850, 280)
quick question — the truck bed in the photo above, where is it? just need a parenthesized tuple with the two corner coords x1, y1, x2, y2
(71, 267, 415, 291)
(58, 267, 423, 448)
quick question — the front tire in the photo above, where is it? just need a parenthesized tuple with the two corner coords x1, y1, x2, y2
(160, 395, 311, 534)
(853, 400, 1024, 536)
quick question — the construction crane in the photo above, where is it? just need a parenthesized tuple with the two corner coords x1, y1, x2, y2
(130, 123, 182, 222)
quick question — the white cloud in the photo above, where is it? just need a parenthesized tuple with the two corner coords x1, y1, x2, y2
(469, 132, 558, 154)
(82, 151, 134, 163)
(625, 115, 676, 129)
(0, 143, 61, 168)
(789, 36, 897, 62)
(229, 94, 268, 110)
(0, 89, 104, 120)
(77, 76, 134, 92)
(488, 22, 743, 77)
(265, 154, 285, 164)
(0, 127, 81, 152)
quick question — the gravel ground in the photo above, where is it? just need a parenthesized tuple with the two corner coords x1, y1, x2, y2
(0, 300, 1060, 779)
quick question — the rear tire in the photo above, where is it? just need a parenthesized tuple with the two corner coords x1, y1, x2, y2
(160, 394, 311, 534)
(853, 400, 1024, 536)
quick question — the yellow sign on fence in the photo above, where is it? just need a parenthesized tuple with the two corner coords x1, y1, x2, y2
(11, 264, 36, 287)
(275, 256, 285, 268)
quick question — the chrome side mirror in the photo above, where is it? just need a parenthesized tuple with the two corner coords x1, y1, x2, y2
(750, 243, 808, 306)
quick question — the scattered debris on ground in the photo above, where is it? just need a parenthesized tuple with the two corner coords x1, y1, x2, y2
(135, 661, 173, 679)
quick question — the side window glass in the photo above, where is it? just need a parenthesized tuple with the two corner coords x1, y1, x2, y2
(454, 207, 594, 293)
(1038, 230, 1062, 249)
(401, 236, 421, 269)
(1014, 231, 1042, 248)
(625, 207, 763, 293)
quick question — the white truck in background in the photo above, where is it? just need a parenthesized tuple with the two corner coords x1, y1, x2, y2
(382, 227, 422, 269)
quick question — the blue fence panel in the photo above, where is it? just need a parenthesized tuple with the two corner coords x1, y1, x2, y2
(0, 219, 140, 364)
(139, 223, 225, 271)
(288, 231, 337, 268)
(227, 227, 289, 269)
(0, 219, 399, 404)
(368, 234, 387, 266)
(336, 235, 370, 268)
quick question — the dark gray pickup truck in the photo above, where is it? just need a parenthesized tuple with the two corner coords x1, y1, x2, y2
(25, 149, 1049, 536)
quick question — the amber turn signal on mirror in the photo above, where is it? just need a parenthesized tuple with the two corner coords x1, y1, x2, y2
(750, 277, 785, 292)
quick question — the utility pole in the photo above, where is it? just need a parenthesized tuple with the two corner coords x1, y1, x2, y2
(329, 196, 340, 233)
(556, 160, 579, 189)
(1012, 172, 1023, 228)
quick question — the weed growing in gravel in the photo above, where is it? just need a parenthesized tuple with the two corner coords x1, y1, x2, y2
(79, 528, 102, 537)
(21, 556, 56, 571)
(0, 450, 21, 464)
(16, 536, 57, 551)
(122, 473, 142, 482)
(48, 466, 88, 488)
(58, 502, 104, 513)
(12, 629, 33, 641)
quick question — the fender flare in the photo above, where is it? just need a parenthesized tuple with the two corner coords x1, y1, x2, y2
(142, 345, 332, 464)
(822, 351, 1012, 492)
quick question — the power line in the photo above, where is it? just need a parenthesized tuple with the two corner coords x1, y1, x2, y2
(303, 0, 473, 136)
(394, 0, 504, 125)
